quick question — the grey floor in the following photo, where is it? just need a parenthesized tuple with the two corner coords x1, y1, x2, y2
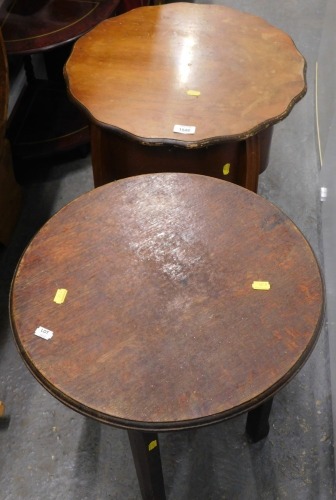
(0, 0, 335, 498)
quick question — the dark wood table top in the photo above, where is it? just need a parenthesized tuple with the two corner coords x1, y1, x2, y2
(0, 0, 120, 54)
(65, 3, 306, 146)
(10, 173, 324, 431)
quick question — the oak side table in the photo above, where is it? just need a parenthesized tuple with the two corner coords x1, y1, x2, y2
(65, 3, 307, 191)
(10, 173, 324, 499)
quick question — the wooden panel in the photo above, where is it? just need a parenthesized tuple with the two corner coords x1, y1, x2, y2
(90, 123, 273, 190)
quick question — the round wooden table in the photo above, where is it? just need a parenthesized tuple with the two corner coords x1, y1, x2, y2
(64, 3, 307, 191)
(10, 173, 324, 499)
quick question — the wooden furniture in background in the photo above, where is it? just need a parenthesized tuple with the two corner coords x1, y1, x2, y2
(0, 28, 21, 246)
(11, 173, 324, 499)
(0, 0, 120, 167)
(65, 3, 307, 191)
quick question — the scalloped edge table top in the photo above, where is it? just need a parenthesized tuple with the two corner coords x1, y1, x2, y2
(65, 3, 307, 145)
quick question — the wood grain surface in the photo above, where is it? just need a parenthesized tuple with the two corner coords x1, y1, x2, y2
(65, 3, 306, 145)
(10, 173, 324, 431)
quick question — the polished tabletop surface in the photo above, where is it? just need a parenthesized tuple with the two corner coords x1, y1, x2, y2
(10, 174, 323, 431)
(65, 3, 306, 146)
(0, 0, 120, 54)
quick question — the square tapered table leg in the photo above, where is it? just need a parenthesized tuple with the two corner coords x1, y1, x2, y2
(246, 398, 274, 443)
(128, 430, 166, 500)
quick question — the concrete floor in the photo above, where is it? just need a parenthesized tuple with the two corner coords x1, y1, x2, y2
(0, 0, 335, 498)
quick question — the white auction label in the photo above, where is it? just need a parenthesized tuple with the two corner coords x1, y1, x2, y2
(173, 124, 196, 134)
(35, 326, 53, 340)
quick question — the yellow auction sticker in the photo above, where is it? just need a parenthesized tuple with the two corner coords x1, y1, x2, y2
(148, 440, 158, 451)
(187, 90, 201, 96)
(252, 281, 271, 290)
(223, 163, 230, 175)
(54, 289, 68, 304)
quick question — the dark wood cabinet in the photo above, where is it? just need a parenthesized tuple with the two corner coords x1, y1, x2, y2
(0, 0, 120, 173)
(0, 28, 22, 245)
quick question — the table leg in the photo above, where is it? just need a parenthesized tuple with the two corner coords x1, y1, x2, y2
(128, 430, 166, 500)
(23, 55, 36, 84)
(245, 397, 274, 442)
(43, 44, 72, 83)
(91, 124, 109, 187)
(244, 134, 261, 193)
(0, 401, 10, 429)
